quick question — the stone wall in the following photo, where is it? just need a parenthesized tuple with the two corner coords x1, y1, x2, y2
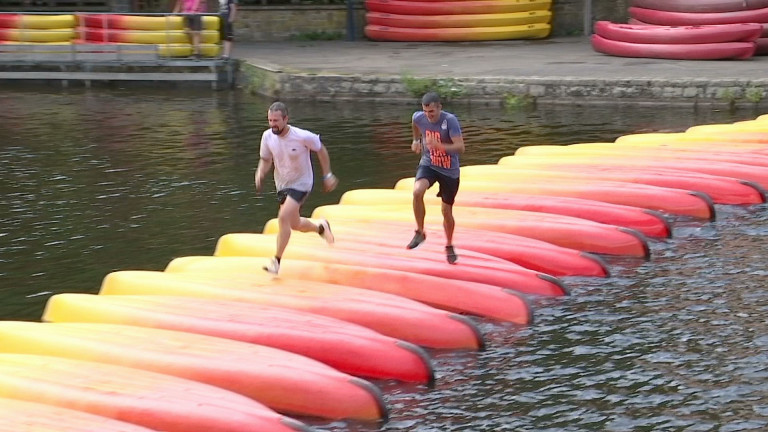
(235, 0, 631, 41)
(241, 62, 768, 107)
(551, 0, 630, 36)
(236, 6, 365, 41)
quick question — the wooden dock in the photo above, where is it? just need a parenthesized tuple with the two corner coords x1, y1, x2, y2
(0, 43, 235, 89)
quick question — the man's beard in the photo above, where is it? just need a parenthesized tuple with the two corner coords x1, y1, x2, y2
(271, 126, 284, 135)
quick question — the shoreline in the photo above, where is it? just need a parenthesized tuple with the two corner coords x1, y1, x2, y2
(234, 37, 768, 107)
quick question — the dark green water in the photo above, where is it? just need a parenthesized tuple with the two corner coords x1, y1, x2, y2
(1, 86, 767, 431)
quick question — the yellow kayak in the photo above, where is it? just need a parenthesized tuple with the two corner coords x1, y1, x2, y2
(82, 14, 220, 31)
(617, 131, 768, 145)
(0, 28, 75, 42)
(81, 28, 220, 44)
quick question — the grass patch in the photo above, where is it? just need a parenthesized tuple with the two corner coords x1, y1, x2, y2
(401, 73, 466, 101)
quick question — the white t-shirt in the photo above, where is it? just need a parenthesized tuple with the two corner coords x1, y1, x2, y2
(259, 125, 322, 192)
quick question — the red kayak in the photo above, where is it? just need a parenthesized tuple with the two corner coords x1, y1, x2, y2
(0, 322, 388, 422)
(100, 270, 486, 351)
(312, 204, 651, 258)
(591, 34, 756, 60)
(594, 21, 762, 44)
(629, 6, 768, 25)
(505, 151, 768, 190)
(0, 354, 312, 432)
(396, 176, 715, 221)
(215, 232, 570, 295)
(340, 188, 671, 238)
(0, 398, 158, 432)
(262, 219, 610, 277)
(366, 0, 549, 15)
(630, 0, 768, 13)
(496, 159, 767, 206)
(44, 293, 435, 384)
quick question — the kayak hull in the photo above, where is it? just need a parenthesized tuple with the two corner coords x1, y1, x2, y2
(591, 34, 755, 59)
(0, 354, 310, 432)
(0, 321, 388, 421)
(214, 232, 569, 295)
(594, 21, 762, 44)
(99, 270, 485, 350)
(42, 293, 435, 384)
(339, 187, 671, 238)
(262, 217, 610, 277)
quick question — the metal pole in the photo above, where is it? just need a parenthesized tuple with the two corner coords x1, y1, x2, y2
(346, 0, 355, 41)
(583, 0, 592, 36)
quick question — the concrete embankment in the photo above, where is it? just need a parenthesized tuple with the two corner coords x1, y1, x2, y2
(235, 37, 768, 107)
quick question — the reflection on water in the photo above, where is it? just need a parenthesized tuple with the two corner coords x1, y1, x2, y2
(1, 86, 767, 431)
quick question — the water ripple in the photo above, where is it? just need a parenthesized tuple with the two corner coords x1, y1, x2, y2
(2, 88, 768, 431)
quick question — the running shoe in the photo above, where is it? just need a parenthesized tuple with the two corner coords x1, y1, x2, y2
(319, 219, 335, 244)
(263, 257, 280, 275)
(446, 246, 458, 264)
(407, 231, 426, 249)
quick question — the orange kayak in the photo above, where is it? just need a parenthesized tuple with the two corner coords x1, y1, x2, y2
(0, 321, 388, 421)
(43, 293, 434, 384)
(0, 354, 313, 432)
(100, 270, 485, 350)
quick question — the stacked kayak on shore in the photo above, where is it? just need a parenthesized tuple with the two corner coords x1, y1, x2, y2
(77, 14, 221, 57)
(4, 116, 768, 430)
(364, 0, 552, 41)
(0, 14, 76, 42)
(0, 13, 221, 58)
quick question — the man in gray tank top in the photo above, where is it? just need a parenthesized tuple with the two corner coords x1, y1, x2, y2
(408, 92, 465, 264)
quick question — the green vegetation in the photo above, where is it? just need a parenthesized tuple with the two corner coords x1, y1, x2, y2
(401, 73, 466, 101)
(503, 93, 536, 110)
(719, 88, 738, 110)
(718, 87, 766, 110)
(745, 86, 764, 104)
(290, 30, 344, 41)
(240, 63, 280, 96)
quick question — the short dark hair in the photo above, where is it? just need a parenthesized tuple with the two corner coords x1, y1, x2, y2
(268, 101, 288, 117)
(421, 92, 441, 106)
